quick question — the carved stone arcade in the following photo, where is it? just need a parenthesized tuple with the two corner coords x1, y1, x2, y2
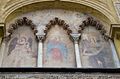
(1, 16, 119, 68)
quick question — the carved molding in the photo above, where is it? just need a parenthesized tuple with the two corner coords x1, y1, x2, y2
(44, 17, 72, 36)
(6, 17, 38, 41)
(78, 16, 110, 41)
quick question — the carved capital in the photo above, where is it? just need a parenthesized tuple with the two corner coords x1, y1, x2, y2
(36, 33, 46, 42)
(70, 33, 81, 43)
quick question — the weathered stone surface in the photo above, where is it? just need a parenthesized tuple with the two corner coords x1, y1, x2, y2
(0, 72, 120, 79)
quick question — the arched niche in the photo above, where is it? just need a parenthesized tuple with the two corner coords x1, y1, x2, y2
(43, 17, 75, 68)
(2, 17, 38, 67)
(79, 17, 116, 68)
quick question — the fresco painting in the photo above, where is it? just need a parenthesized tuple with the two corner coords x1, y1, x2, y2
(3, 27, 37, 67)
(43, 25, 75, 67)
(80, 26, 115, 68)
(46, 37, 68, 63)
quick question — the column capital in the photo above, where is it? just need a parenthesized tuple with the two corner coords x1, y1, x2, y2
(36, 33, 46, 42)
(70, 33, 81, 43)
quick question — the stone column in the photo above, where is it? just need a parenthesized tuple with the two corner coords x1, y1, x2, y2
(70, 33, 82, 68)
(109, 39, 120, 68)
(36, 34, 45, 67)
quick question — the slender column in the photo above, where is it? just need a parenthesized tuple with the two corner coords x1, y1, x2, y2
(70, 33, 82, 68)
(109, 39, 120, 68)
(36, 34, 45, 67)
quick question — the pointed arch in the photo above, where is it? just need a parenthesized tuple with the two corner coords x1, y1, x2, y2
(78, 16, 110, 41)
(79, 16, 116, 68)
(6, 17, 38, 41)
(2, 17, 38, 67)
(43, 17, 75, 67)
(43, 17, 72, 37)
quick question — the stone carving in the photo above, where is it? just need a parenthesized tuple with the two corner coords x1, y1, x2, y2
(78, 17, 110, 41)
(7, 17, 38, 41)
(36, 33, 46, 42)
(44, 17, 72, 36)
(70, 33, 81, 43)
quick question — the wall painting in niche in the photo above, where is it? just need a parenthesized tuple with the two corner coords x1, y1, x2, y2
(2, 26, 37, 67)
(80, 26, 116, 68)
(43, 25, 75, 68)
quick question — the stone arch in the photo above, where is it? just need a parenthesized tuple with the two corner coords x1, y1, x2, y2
(43, 17, 75, 67)
(6, 17, 38, 41)
(78, 16, 110, 41)
(78, 16, 116, 68)
(2, 17, 38, 67)
(43, 17, 72, 37)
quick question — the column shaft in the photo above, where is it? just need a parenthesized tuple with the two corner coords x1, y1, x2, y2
(37, 41, 43, 67)
(70, 33, 82, 68)
(74, 43, 82, 68)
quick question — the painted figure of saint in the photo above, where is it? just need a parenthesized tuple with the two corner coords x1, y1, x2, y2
(5, 36, 36, 67)
(80, 29, 105, 68)
(80, 27, 115, 68)
(46, 37, 68, 63)
(82, 33, 103, 56)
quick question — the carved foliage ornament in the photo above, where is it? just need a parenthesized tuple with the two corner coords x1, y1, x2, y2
(6, 17, 38, 41)
(44, 17, 72, 36)
(78, 17, 110, 41)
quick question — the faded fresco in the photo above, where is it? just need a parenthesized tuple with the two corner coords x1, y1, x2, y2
(43, 25, 75, 68)
(79, 26, 115, 68)
(2, 26, 37, 67)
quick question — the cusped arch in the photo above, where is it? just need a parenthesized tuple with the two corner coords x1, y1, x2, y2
(43, 17, 75, 67)
(2, 17, 38, 67)
(43, 17, 72, 37)
(6, 17, 38, 41)
(78, 16, 117, 68)
(78, 16, 111, 41)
